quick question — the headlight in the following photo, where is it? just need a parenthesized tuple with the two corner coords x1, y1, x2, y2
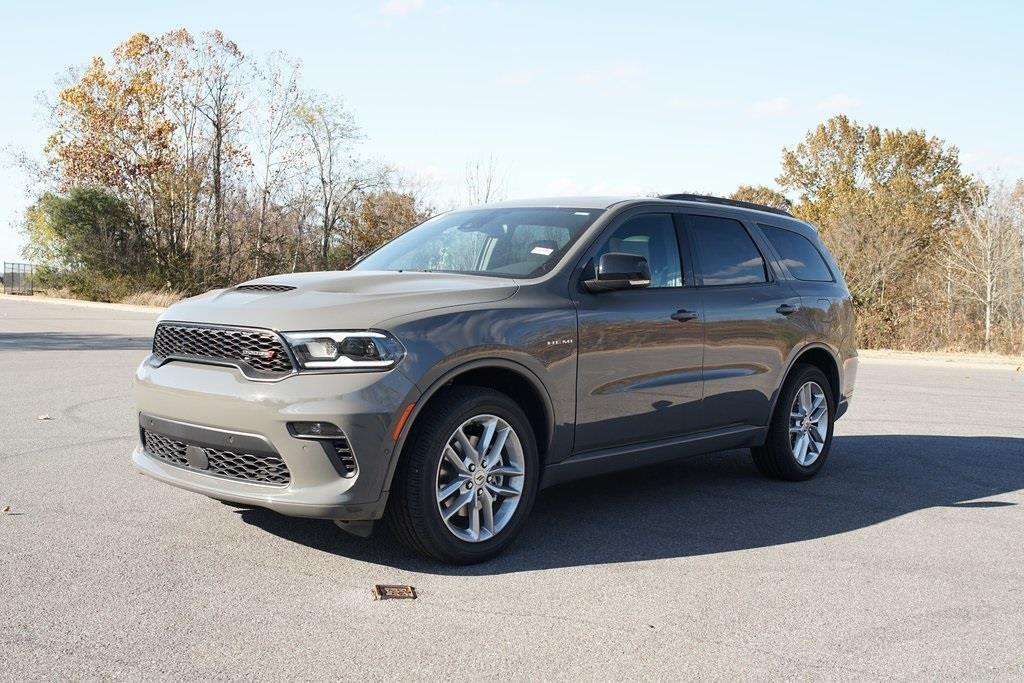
(282, 331, 405, 371)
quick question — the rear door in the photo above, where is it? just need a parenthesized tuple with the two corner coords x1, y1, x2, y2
(757, 222, 842, 338)
(683, 212, 806, 431)
(573, 211, 704, 453)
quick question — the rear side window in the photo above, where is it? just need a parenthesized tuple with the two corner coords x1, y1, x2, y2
(759, 224, 833, 282)
(688, 215, 768, 286)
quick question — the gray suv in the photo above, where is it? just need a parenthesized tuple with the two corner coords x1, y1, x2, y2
(134, 195, 857, 563)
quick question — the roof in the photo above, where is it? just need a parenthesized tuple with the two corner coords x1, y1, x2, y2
(465, 195, 794, 218)
(657, 193, 791, 217)
(466, 196, 636, 210)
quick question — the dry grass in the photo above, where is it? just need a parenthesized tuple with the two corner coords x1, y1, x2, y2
(39, 287, 184, 308)
(119, 290, 186, 307)
(40, 286, 76, 300)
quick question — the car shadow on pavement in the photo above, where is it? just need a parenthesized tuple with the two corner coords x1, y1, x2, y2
(0, 332, 152, 351)
(239, 434, 1024, 575)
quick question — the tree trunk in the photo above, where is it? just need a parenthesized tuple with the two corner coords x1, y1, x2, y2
(211, 122, 224, 278)
(255, 186, 268, 277)
(985, 276, 993, 351)
(1020, 239, 1024, 353)
(292, 213, 303, 273)
(321, 212, 331, 270)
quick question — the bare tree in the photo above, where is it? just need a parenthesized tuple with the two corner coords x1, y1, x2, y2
(293, 93, 366, 268)
(465, 154, 507, 205)
(250, 52, 301, 276)
(943, 180, 1019, 350)
(1012, 181, 1024, 349)
(195, 31, 247, 272)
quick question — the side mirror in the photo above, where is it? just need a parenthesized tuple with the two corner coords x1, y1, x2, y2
(583, 252, 652, 292)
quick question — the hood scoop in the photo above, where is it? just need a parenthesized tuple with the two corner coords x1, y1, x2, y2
(234, 284, 296, 293)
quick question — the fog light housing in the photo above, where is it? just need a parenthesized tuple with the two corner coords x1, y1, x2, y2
(287, 422, 357, 478)
(288, 421, 346, 439)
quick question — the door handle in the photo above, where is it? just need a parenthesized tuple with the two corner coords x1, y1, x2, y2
(776, 303, 801, 315)
(671, 309, 699, 322)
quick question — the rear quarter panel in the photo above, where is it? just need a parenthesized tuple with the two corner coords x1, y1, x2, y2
(758, 223, 858, 405)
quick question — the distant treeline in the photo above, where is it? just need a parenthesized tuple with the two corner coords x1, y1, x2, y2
(729, 116, 1024, 354)
(18, 30, 1024, 353)
(21, 29, 436, 302)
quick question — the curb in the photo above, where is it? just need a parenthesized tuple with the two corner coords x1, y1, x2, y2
(858, 348, 1023, 370)
(0, 293, 166, 314)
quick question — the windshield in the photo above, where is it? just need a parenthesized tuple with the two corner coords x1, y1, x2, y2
(353, 207, 603, 278)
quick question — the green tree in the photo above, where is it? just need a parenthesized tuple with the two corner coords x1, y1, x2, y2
(22, 186, 158, 300)
(24, 187, 148, 276)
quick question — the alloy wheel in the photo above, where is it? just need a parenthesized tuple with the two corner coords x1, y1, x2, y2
(434, 414, 526, 542)
(789, 381, 829, 466)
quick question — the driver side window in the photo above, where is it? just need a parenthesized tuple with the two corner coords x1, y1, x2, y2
(595, 213, 683, 288)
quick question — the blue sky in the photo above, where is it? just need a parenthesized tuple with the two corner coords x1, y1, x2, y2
(1, 0, 1022, 263)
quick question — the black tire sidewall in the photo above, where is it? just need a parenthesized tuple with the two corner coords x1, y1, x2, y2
(768, 365, 835, 479)
(400, 387, 539, 564)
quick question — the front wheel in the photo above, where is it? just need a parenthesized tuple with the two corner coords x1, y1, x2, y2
(752, 364, 835, 481)
(386, 387, 539, 564)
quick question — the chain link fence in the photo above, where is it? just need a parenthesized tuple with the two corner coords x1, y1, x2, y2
(2, 262, 37, 295)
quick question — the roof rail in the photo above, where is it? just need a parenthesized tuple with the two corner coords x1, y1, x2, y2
(657, 193, 792, 217)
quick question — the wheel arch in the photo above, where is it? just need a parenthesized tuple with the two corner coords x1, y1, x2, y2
(382, 359, 556, 493)
(773, 343, 842, 415)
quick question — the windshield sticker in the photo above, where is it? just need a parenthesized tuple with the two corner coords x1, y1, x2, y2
(531, 246, 554, 256)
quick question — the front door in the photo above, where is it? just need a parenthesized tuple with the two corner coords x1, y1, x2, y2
(573, 212, 704, 453)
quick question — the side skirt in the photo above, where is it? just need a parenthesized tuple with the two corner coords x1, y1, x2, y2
(540, 424, 767, 489)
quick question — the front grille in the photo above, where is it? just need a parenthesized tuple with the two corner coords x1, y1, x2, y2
(234, 284, 296, 292)
(142, 429, 291, 485)
(152, 324, 294, 374)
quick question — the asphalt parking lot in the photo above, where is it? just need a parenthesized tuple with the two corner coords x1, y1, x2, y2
(1, 295, 1023, 680)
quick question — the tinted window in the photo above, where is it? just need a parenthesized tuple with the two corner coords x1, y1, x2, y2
(595, 213, 682, 288)
(759, 224, 834, 282)
(354, 207, 602, 278)
(689, 215, 767, 286)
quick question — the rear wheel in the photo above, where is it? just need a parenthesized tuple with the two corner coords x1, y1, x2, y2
(752, 364, 835, 481)
(387, 387, 539, 564)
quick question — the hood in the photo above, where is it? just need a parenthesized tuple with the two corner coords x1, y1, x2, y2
(160, 270, 519, 331)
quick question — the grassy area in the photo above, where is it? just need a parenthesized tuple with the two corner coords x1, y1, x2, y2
(40, 287, 185, 308)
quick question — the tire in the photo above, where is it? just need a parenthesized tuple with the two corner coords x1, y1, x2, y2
(386, 386, 539, 564)
(752, 364, 835, 481)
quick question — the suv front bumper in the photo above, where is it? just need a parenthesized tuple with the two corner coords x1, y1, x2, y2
(133, 356, 420, 520)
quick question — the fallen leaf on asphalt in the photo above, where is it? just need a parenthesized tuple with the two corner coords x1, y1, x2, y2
(37, 414, 53, 421)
